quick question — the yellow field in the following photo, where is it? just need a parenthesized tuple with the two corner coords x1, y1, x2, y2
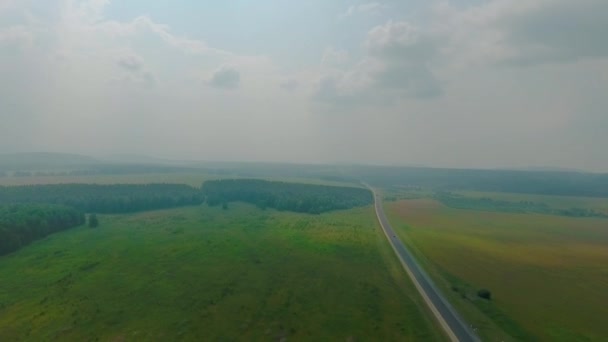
(387, 199, 608, 341)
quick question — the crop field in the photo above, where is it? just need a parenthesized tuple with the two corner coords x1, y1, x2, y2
(0, 203, 443, 341)
(386, 198, 608, 341)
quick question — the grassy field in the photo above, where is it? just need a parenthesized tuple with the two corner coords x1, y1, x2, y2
(386, 198, 608, 341)
(0, 203, 443, 341)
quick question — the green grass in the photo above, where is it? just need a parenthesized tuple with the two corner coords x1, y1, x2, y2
(386, 198, 608, 341)
(0, 203, 444, 341)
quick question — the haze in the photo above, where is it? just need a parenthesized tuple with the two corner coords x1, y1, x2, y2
(1, 0, 607, 171)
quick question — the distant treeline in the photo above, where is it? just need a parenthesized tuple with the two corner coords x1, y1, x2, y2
(202, 179, 372, 214)
(351, 167, 608, 198)
(435, 193, 608, 218)
(0, 184, 203, 213)
(0, 180, 372, 215)
(0, 204, 85, 256)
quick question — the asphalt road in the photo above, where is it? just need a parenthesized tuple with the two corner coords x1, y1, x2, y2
(369, 188, 479, 342)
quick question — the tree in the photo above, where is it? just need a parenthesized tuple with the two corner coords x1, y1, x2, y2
(477, 288, 491, 300)
(0, 204, 84, 256)
(88, 213, 99, 228)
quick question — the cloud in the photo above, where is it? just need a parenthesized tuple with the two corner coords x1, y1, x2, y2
(280, 79, 299, 91)
(434, 0, 608, 67)
(314, 20, 441, 105)
(114, 54, 156, 86)
(321, 47, 349, 68)
(0, 26, 32, 46)
(365, 21, 436, 62)
(340, 2, 386, 19)
(500, 0, 608, 65)
(116, 54, 143, 71)
(208, 66, 240, 89)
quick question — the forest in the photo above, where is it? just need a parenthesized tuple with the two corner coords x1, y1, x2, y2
(0, 180, 373, 255)
(0, 184, 203, 213)
(202, 179, 372, 214)
(0, 204, 85, 256)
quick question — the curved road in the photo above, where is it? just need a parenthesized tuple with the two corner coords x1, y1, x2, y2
(368, 187, 479, 342)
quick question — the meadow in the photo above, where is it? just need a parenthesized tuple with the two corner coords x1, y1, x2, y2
(0, 203, 444, 341)
(386, 198, 608, 341)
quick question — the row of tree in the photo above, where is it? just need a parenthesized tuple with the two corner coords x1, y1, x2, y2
(0, 204, 85, 256)
(0, 180, 372, 255)
(435, 192, 607, 218)
(202, 179, 372, 214)
(353, 166, 608, 198)
(0, 183, 204, 213)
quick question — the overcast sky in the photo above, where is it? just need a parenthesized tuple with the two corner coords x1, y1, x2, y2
(1, 0, 607, 171)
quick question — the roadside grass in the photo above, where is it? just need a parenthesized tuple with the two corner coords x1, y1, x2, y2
(0, 203, 443, 341)
(386, 199, 608, 341)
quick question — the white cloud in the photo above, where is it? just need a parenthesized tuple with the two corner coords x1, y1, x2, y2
(340, 2, 387, 19)
(116, 54, 143, 71)
(314, 20, 441, 105)
(0, 26, 32, 46)
(208, 66, 241, 89)
(321, 47, 349, 67)
(280, 79, 299, 92)
(433, 0, 608, 67)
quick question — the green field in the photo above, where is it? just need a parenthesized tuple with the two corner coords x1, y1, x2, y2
(0, 203, 443, 341)
(386, 198, 608, 341)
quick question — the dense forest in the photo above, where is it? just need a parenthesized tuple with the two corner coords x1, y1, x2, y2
(0, 204, 85, 256)
(202, 179, 372, 214)
(0, 184, 203, 213)
(0, 180, 373, 256)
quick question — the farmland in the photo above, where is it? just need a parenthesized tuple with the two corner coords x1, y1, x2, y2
(386, 198, 608, 341)
(0, 203, 443, 341)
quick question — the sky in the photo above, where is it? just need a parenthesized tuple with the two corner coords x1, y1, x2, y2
(1, 0, 607, 171)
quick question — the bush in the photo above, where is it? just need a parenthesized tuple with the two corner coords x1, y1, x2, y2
(477, 288, 491, 300)
(88, 213, 99, 228)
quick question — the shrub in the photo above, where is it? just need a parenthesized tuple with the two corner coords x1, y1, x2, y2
(88, 213, 99, 228)
(477, 288, 491, 300)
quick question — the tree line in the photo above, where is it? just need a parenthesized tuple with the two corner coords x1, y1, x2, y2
(0, 180, 372, 255)
(435, 192, 608, 218)
(352, 166, 608, 198)
(0, 184, 203, 213)
(0, 204, 85, 256)
(202, 179, 372, 214)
